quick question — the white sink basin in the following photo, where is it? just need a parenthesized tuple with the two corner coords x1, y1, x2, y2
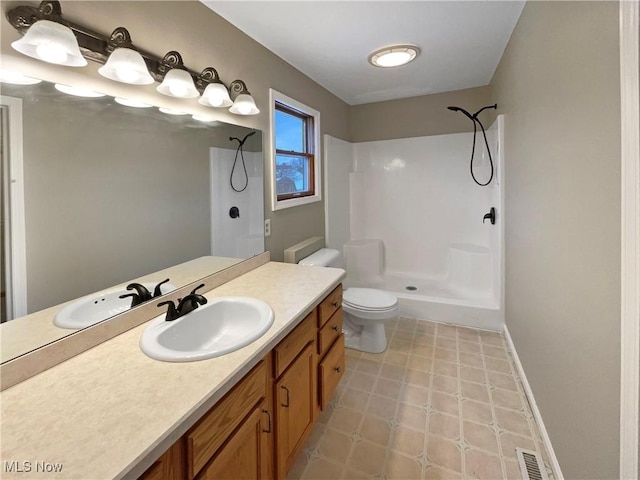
(139, 297, 275, 362)
(54, 282, 176, 330)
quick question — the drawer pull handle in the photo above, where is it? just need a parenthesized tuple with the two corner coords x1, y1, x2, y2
(334, 366, 341, 373)
(331, 301, 339, 308)
(280, 386, 290, 407)
(262, 409, 272, 433)
(331, 325, 339, 332)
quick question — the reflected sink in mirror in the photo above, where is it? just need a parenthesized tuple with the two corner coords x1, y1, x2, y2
(140, 297, 275, 362)
(54, 282, 176, 330)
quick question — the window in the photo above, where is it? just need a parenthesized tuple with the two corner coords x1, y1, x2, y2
(270, 89, 321, 210)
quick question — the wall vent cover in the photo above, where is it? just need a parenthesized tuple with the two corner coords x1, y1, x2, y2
(516, 448, 549, 480)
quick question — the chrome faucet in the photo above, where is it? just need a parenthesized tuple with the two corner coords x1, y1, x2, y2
(158, 284, 207, 321)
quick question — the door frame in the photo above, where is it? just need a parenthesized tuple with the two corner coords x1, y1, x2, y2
(0, 96, 27, 320)
(619, 0, 640, 477)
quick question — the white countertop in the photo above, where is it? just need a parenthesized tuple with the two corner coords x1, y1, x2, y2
(0, 262, 344, 479)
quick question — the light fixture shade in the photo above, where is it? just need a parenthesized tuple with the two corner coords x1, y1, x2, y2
(11, 20, 87, 67)
(368, 45, 420, 68)
(198, 82, 232, 107)
(157, 69, 199, 98)
(114, 97, 152, 108)
(98, 47, 154, 85)
(0, 69, 41, 85)
(54, 83, 105, 98)
(159, 107, 188, 115)
(229, 93, 259, 115)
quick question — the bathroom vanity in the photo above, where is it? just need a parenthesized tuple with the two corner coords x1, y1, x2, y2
(0, 262, 345, 480)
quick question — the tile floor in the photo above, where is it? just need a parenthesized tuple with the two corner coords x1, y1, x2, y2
(288, 317, 553, 480)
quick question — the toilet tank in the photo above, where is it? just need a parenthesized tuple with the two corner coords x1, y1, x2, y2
(298, 248, 341, 267)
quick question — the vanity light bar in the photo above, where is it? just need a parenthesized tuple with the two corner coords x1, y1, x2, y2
(6, 1, 259, 114)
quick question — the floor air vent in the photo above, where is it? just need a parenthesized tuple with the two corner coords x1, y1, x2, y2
(516, 448, 549, 480)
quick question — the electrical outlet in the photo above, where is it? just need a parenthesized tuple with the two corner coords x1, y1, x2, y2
(264, 219, 271, 237)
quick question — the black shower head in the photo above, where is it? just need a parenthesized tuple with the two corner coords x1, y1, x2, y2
(447, 105, 475, 121)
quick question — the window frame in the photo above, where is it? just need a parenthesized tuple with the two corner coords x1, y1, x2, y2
(269, 89, 321, 211)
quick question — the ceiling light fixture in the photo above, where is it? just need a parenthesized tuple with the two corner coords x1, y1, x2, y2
(197, 67, 232, 107)
(228, 80, 259, 115)
(98, 28, 154, 85)
(368, 44, 420, 68)
(0, 70, 42, 85)
(54, 83, 105, 97)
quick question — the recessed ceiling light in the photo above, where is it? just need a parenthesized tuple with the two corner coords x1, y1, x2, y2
(0, 69, 42, 85)
(368, 45, 420, 68)
(54, 83, 105, 97)
(114, 97, 152, 108)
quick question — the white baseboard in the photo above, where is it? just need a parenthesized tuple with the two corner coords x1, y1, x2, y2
(504, 325, 564, 480)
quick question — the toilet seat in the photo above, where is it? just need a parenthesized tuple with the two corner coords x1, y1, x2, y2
(343, 288, 398, 312)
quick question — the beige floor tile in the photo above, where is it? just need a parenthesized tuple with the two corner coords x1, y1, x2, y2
(433, 360, 459, 378)
(401, 384, 430, 407)
(390, 425, 425, 456)
(433, 374, 459, 395)
(301, 457, 345, 480)
(340, 388, 370, 411)
(494, 407, 533, 437)
(425, 435, 462, 473)
(407, 355, 434, 372)
(349, 372, 377, 392)
(396, 402, 428, 430)
(375, 377, 403, 400)
(380, 363, 407, 380)
(359, 415, 392, 447)
(458, 340, 482, 354)
(366, 394, 398, 419)
(460, 366, 486, 384)
(317, 427, 353, 464)
(356, 358, 383, 376)
(343, 468, 374, 479)
(384, 451, 423, 479)
(349, 441, 387, 476)
(482, 345, 508, 360)
(480, 334, 505, 347)
(457, 327, 481, 343)
(411, 342, 435, 357)
(436, 337, 458, 351)
(405, 368, 432, 388)
(463, 421, 499, 454)
(413, 335, 435, 347)
(503, 459, 523, 480)
(434, 348, 458, 363)
(487, 370, 518, 392)
(429, 412, 461, 441)
(461, 399, 493, 424)
(415, 322, 436, 335)
(484, 357, 512, 374)
(458, 352, 483, 368)
(460, 381, 490, 404)
(327, 406, 364, 434)
(464, 448, 503, 479)
(491, 388, 525, 411)
(431, 391, 460, 417)
(437, 324, 458, 339)
(385, 350, 410, 367)
(499, 432, 537, 460)
(423, 464, 463, 479)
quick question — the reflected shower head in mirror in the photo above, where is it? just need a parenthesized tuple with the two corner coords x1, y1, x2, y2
(228, 131, 257, 192)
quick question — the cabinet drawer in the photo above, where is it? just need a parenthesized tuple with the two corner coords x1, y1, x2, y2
(318, 285, 342, 328)
(274, 310, 315, 378)
(187, 361, 267, 479)
(317, 308, 342, 357)
(318, 335, 345, 410)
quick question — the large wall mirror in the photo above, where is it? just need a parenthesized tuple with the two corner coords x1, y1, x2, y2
(0, 78, 264, 365)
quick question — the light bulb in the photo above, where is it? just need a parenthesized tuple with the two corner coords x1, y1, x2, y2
(169, 83, 188, 97)
(115, 68, 140, 84)
(237, 103, 252, 115)
(35, 43, 68, 64)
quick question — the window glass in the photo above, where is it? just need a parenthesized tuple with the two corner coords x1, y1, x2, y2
(275, 154, 310, 195)
(275, 109, 304, 152)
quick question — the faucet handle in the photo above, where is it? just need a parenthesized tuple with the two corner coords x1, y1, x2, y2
(153, 278, 171, 298)
(189, 283, 206, 296)
(125, 283, 152, 302)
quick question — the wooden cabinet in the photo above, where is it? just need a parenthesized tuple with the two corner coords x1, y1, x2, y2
(138, 284, 345, 480)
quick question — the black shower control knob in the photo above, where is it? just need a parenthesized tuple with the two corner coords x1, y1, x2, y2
(229, 206, 240, 219)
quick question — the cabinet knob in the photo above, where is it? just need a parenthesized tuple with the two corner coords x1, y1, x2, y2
(331, 301, 339, 308)
(331, 325, 339, 332)
(334, 366, 341, 373)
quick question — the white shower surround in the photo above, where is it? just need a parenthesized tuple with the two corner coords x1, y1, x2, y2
(325, 116, 504, 331)
(210, 147, 265, 258)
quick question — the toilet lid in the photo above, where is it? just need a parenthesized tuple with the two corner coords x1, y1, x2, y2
(343, 288, 398, 311)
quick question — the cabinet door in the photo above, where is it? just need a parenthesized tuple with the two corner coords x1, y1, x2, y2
(138, 439, 185, 480)
(197, 403, 267, 480)
(275, 343, 316, 478)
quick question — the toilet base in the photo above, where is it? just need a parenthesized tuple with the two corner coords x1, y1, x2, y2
(342, 314, 389, 354)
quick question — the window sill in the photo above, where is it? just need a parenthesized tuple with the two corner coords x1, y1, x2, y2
(272, 193, 321, 211)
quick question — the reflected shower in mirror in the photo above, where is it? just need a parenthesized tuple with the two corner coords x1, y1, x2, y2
(0, 78, 264, 363)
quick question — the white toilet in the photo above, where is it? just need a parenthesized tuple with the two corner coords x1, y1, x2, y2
(298, 248, 398, 353)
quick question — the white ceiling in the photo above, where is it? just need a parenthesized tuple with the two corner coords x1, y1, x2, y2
(202, 1, 525, 105)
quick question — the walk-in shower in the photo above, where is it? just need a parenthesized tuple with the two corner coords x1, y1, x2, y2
(324, 115, 504, 331)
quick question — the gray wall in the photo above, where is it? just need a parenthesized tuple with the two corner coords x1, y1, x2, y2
(350, 86, 494, 142)
(491, 2, 621, 478)
(1, 1, 351, 263)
